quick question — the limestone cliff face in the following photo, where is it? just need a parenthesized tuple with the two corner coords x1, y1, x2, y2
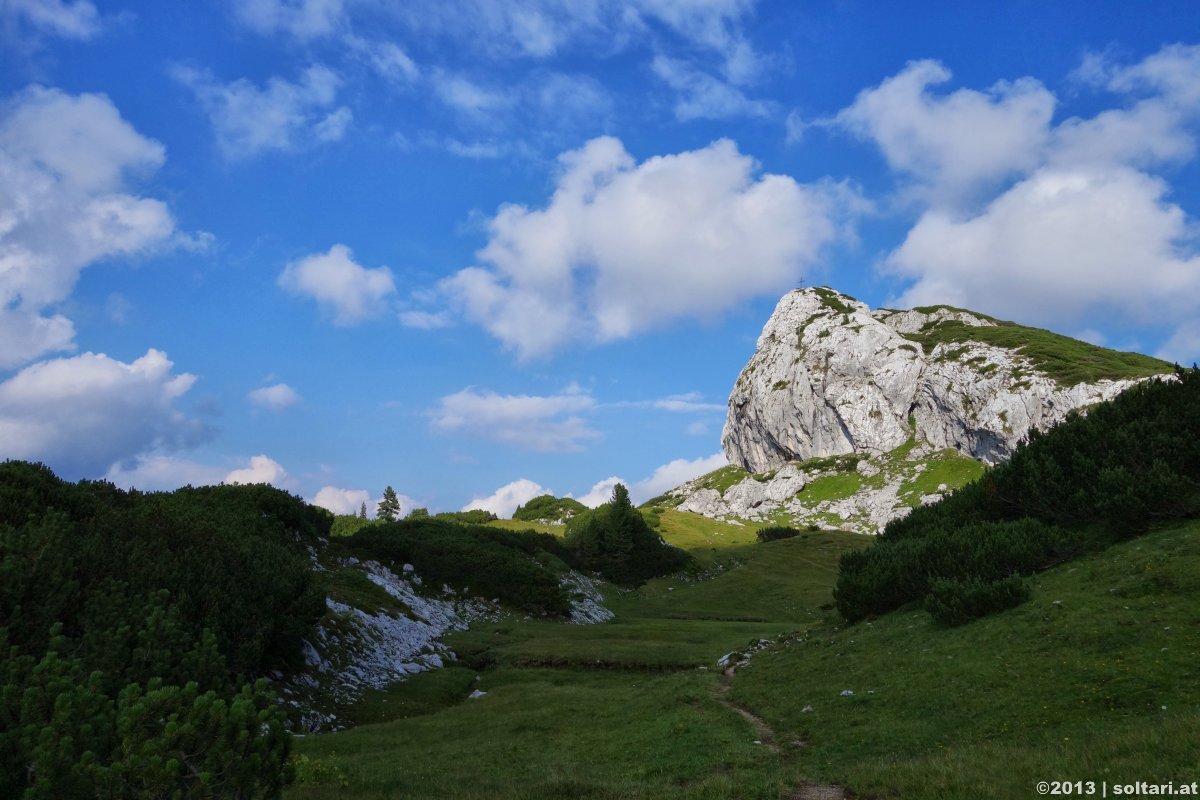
(722, 288, 1156, 472)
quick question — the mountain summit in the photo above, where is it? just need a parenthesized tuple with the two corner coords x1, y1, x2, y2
(722, 287, 1171, 473)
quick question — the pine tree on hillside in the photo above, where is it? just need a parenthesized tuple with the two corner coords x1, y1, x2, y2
(359, 501, 368, 519)
(377, 486, 401, 522)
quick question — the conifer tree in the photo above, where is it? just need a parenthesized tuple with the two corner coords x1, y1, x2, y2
(377, 486, 401, 522)
(359, 501, 368, 520)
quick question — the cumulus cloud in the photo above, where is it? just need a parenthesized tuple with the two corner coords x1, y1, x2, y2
(888, 166, 1200, 325)
(444, 136, 854, 358)
(104, 455, 226, 491)
(278, 244, 396, 324)
(576, 476, 623, 508)
(463, 477, 548, 518)
(249, 382, 302, 411)
(173, 64, 351, 159)
(574, 453, 727, 507)
(2, 0, 102, 40)
(224, 454, 288, 486)
(833, 59, 1055, 204)
(629, 452, 726, 503)
(838, 46, 1200, 354)
(0, 349, 208, 478)
(0, 86, 177, 367)
(431, 386, 598, 452)
(311, 485, 377, 516)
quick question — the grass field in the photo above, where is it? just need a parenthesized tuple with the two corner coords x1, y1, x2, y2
(288, 516, 863, 799)
(289, 511, 1200, 799)
(733, 519, 1200, 799)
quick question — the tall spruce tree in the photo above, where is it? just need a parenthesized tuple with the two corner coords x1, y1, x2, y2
(377, 486, 401, 522)
(359, 501, 368, 519)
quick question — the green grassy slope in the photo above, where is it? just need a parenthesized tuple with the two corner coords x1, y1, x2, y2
(902, 312, 1173, 387)
(289, 509, 1199, 799)
(734, 519, 1200, 799)
(287, 518, 863, 799)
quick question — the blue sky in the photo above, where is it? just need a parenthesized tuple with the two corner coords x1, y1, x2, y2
(2, 1, 1199, 517)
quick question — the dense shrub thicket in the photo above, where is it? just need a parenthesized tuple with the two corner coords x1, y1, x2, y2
(565, 485, 691, 586)
(513, 494, 587, 522)
(0, 461, 329, 798)
(836, 369, 1200, 623)
(756, 525, 802, 543)
(340, 519, 572, 615)
(435, 509, 499, 524)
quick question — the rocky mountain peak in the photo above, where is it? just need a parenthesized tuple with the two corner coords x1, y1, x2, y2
(721, 287, 1170, 473)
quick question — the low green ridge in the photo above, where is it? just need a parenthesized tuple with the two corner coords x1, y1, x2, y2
(902, 312, 1173, 387)
(513, 494, 587, 523)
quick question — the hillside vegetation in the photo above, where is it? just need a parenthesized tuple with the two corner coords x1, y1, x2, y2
(902, 307, 1174, 386)
(0, 463, 330, 798)
(836, 368, 1199, 623)
(513, 494, 587, 523)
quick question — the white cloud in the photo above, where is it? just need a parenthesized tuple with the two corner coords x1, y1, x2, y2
(432, 71, 515, 117)
(444, 135, 855, 358)
(463, 477, 549, 518)
(399, 309, 453, 329)
(431, 386, 598, 452)
(1157, 320, 1200, 366)
(278, 243, 396, 324)
(232, 0, 345, 41)
(224, 454, 288, 486)
(651, 392, 724, 413)
(842, 46, 1200, 346)
(346, 35, 420, 83)
(0, 349, 207, 478)
(576, 476, 623, 508)
(651, 56, 771, 121)
(3, 0, 102, 40)
(105, 455, 226, 492)
(312, 485, 371, 516)
(0, 86, 177, 367)
(249, 382, 302, 411)
(173, 64, 350, 159)
(686, 420, 709, 436)
(629, 452, 726, 504)
(833, 59, 1055, 204)
(887, 165, 1200, 326)
(391, 0, 757, 66)
(573, 452, 728, 508)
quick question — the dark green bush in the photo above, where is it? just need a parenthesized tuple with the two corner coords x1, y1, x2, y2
(513, 495, 587, 522)
(756, 525, 801, 543)
(341, 519, 570, 615)
(435, 509, 499, 524)
(331, 513, 372, 537)
(564, 485, 690, 586)
(0, 461, 323, 798)
(925, 575, 1031, 625)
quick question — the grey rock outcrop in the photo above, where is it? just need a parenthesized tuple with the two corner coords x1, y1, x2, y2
(722, 288, 1159, 473)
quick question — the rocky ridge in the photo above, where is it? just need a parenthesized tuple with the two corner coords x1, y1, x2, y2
(666, 287, 1171, 534)
(722, 287, 1162, 473)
